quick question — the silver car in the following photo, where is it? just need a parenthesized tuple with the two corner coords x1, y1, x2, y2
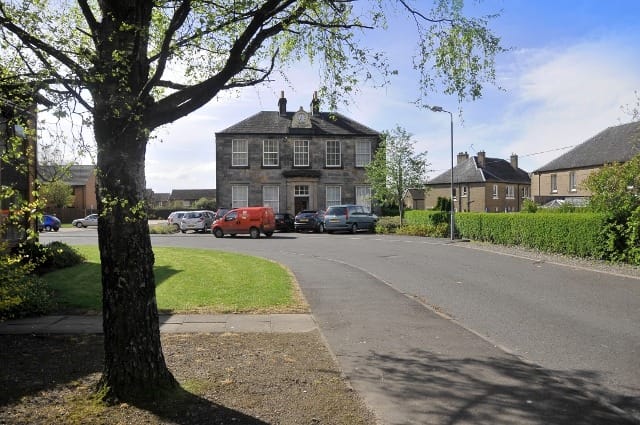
(72, 213, 99, 228)
(324, 205, 377, 234)
(179, 210, 215, 233)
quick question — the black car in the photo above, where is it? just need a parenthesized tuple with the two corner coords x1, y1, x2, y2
(274, 213, 295, 232)
(294, 210, 325, 233)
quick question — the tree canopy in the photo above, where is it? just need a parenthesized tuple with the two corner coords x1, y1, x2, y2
(366, 125, 429, 224)
(0, 0, 505, 402)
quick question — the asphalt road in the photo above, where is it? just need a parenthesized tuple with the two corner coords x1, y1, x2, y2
(41, 228, 640, 424)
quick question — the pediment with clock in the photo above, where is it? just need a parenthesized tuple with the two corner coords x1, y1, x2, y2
(291, 107, 312, 129)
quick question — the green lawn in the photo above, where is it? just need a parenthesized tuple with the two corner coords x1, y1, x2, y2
(43, 246, 307, 314)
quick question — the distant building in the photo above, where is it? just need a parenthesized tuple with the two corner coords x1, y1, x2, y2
(38, 164, 98, 212)
(169, 189, 216, 208)
(424, 151, 531, 212)
(215, 91, 380, 214)
(532, 121, 640, 204)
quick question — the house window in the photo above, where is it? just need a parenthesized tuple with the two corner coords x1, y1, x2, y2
(452, 187, 457, 201)
(263, 185, 279, 211)
(355, 140, 371, 167)
(356, 186, 372, 212)
(569, 171, 577, 192)
(492, 184, 499, 199)
(231, 185, 248, 208)
(326, 186, 341, 207)
(461, 186, 468, 197)
(293, 140, 309, 166)
(263, 140, 279, 167)
(326, 140, 341, 167)
(506, 185, 515, 199)
(295, 185, 309, 196)
(232, 139, 248, 167)
(522, 186, 530, 198)
(551, 174, 558, 193)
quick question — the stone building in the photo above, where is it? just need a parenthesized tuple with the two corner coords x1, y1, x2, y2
(215, 92, 380, 214)
(424, 151, 531, 212)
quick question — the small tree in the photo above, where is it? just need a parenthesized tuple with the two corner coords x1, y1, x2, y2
(584, 154, 640, 263)
(194, 197, 216, 210)
(366, 126, 429, 225)
(40, 180, 74, 208)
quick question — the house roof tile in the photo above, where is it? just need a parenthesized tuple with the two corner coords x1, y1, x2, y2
(216, 111, 379, 137)
(534, 121, 640, 173)
(428, 156, 530, 185)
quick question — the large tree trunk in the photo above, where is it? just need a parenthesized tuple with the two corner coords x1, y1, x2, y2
(93, 113, 177, 402)
(88, 1, 176, 402)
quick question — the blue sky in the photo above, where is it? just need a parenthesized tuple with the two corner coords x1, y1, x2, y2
(144, 1, 640, 193)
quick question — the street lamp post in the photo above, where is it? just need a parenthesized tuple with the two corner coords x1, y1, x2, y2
(429, 106, 455, 240)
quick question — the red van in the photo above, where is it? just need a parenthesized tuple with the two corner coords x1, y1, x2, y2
(211, 207, 276, 239)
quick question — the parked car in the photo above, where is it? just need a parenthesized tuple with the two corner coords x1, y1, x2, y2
(211, 207, 275, 239)
(294, 210, 325, 233)
(275, 213, 295, 232)
(179, 210, 215, 233)
(323, 205, 377, 234)
(167, 211, 187, 230)
(72, 213, 99, 228)
(38, 214, 61, 232)
(214, 207, 230, 220)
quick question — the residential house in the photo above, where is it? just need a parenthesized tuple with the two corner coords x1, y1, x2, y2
(531, 121, 640, 204)
(424, 151, 531, 212)
(150, 191, 170, 208)
(169, 189, 216, 208)
(38, 164, 98, 213)
(215, 91, 380, 214)
(403, 189, 426, 210)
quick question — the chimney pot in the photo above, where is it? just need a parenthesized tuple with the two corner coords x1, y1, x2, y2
(457, 151, 469, 164)
(278, 91, 287, 116)
(477, 151, 486, 167)
(510, 153, 519, 169)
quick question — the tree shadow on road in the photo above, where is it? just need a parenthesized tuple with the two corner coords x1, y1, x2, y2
(352, 348, 638, 424)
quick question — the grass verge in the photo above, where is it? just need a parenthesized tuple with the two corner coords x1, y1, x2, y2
(43, 246, 308, 314)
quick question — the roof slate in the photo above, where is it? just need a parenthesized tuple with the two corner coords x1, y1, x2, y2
(534, 121, 640, 173)
(428, 156, 530, 185)
(170, 189, 216, 200)
(38, 164, 95, 186)
(216, 111, 379, 136)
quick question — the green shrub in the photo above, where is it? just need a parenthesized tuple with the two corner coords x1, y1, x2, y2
(396, 222, 449, 237)
(455, 212, 607, 258)
(149, 223, 179, 234)
(375, 216, 400, 234)
(404, 210, 450, 226)
(0, 254, 52, 320)
(16, 240, 85, 274)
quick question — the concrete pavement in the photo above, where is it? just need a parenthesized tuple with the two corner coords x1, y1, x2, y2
(0, 313, 317, 334)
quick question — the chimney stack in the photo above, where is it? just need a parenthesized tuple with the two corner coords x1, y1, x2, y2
(477, 151, 486, 167)
(278, 91, 287, 116)
(310, 91, 320, 116)
(510, 153, 519, 169)
(457, 151, 469, 165)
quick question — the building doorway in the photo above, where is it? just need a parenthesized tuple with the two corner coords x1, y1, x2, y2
(294, 185, 310, 214)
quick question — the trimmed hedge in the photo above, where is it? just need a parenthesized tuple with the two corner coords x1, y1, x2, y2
(455, 212, 607, 258)
(404, 210, 450, 226)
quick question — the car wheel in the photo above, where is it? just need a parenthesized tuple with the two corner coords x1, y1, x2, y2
(327, 230, 334, 234)
(213, 228, 223, 238)
(173, 224, 180, 232)
(249, 227, 260, 239)
(75, 222, 83, 228)
(317, 223, 324, 233)
(54, 228, 59, 232)
(45, 225, 52, 232)
(181, 230, 186, 233)
(265, 231, 273, 237)
(350, 223, 358, 234)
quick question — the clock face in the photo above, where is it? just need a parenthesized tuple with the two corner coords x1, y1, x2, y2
(296, 113, 306, 124)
